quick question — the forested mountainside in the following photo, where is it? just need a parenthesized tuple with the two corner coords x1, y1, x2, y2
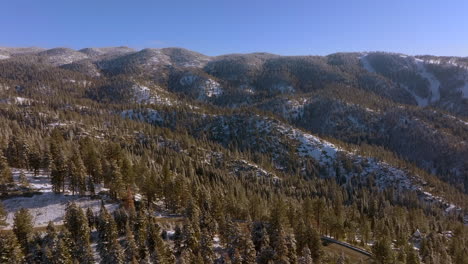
(0, 47, 467, 264)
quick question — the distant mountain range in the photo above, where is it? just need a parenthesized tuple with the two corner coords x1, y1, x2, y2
(0, 46, 466, 202)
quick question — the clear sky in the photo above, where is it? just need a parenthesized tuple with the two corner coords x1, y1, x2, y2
(2, 0, 468, 56)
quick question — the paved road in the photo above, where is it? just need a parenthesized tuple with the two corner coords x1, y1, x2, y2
(321, 236, 372, 257)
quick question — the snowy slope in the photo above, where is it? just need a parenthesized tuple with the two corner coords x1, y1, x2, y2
(1, 169, 118, 229)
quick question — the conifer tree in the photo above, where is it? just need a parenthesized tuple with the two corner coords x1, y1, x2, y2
(50, 149, 67, 193)
(6, 136, 29, 168)
(106, 160, 124, 199)
(97, 205, 124, 264)
(231, 248, 242, 264)
(80, 137, 103, 184)
(372, 236, 394, 264)
(285, 234, 297, 264)
(28, 147, 42, 176)
(68, 147, 87, 195)
(298, 246, 313, 264)
(182, 221, 199, 254)
(124, 222, 139, 264)
(0, 150, 12, 185)
(0, 232, 24, 264)
(134, 210, 151, 262)
(241, 231, 257, 264)
(12, 208, 33, 252)
(42, 222, 72, 263)
(179, 249, 195, 264)
(406, 247, 420, 264)
(52, 237, 73, 264)
(0, 202, 7, 227)
(86, 207, 96, 230)
(251, 222, 269, 253)
(27, 234, 45, 263)
(147, 216, 171, 264)
(64, 202, 94, 263)
(200, 227, 215, 264)
(173, 225, 183, 256)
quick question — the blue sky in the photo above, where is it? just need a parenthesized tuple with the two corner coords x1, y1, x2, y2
(2, 0, 468, 56)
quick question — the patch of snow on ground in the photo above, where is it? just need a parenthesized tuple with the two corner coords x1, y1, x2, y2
(414, 58, 441, 103)
(121, 109, 163, 123)
(2, 169, 118, 229)
(284, 99, 307, 119)
(133, 84, 152, 103)
(13, 97, 31, 105)
(271, 83, 295, 93)
(3, 193, 117, 228)
(202, 79, 223, 98)
(0, 54, 10, 60)
(132, 84, 175, 106)
(274, 123, 339, 165)
(360, 54, 375, 73)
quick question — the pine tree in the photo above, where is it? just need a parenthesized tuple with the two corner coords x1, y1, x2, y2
(0, 232, 24, 264)
(406, 247, 420, 264)
(372, 236, 394, 264)
(27, 234, 45, 263)
(0, 202, 7, 227)
(200, 227, 215, 264)
(0, 150, 12, 185)
(80, 137, 103, 184)
(285, 234, 297, 264)
(241, 231, 257, 264)
(173, 225, 183, 256)
(193, 252, 204, 264)
(298, 246, 313, 264)
(336, 252, 345, 264)
(179, 249, 194, 264)
(147, 216, 171, 264)
(270, 224, 289, 264)
(97, 205, 124, 264)
(12, 208, 33, 252)
(225, 217, 241, 258)
(231, 248, 242, 264)
(124, 222, 139, 264)
(50, 149, 67, 193)
(6, 136, 29, 168)
(251, 222, 269, 253)
(134, 210, 151, 262)
(51, 237, 73, 264)
(303, 225, 322, 262)
(182, 221, 199, 254)
(28, 147, 42, 176)
(68, 147, 87, 195)
(86, 207, 96, 230)
(313, 198, 326, 233)
(106, 160, 124, 199)
(64, 202, 94, 263)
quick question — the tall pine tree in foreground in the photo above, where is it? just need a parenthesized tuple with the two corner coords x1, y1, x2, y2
(12, 208, 33, 253)
(0, 150, 12, 185)
(0, 232, 24, 264)
(97, 204, 124, 264)
(0, 202, 7, 227)
(64, 202, 94, 263)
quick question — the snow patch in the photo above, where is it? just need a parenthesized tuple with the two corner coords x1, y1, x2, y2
(414, 58, 441, 103)
(360, 54, 375, 73)
(202, 79, 222, 98)
(2, 169, 118, 229)
(121, 109, 163, 123)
